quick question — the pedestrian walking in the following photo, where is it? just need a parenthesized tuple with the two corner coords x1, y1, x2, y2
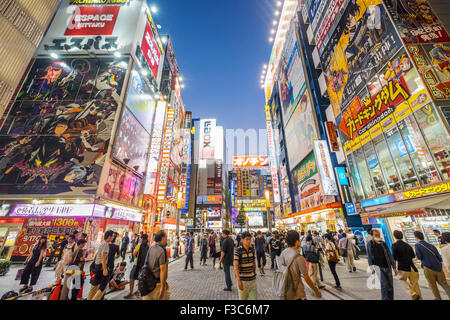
(45, 237, 62, 267)
(124, 234, 149, 299)
(19, 236, 47, 294)
(173, 234, 180, 258)
(107, 233, 120, 279)
(392, 230, 422, 300)
(302, 235, 325, 289)
(324, 233, 341, 289)
(130, 234, 138, 263)
(55, 234, 76, 280)
(338, 233, 356, 272)
(120, 232, 130, 261)
(68, 239, 87, 300)
(200, 234, 209, 265)
(57, 233, 70, 262)
(367, 229, 397, 300)
(278, 230, 322, 300)
(255, 231, 266, 275)
(269, 233, 281, 270)
(234, 232, 258, 300)
(87, 230, 114, 300)
(184, 231, 194, 270)
(433, 229, 442, 247)
(414, 231, 450, 300)
(142, 231, 170, 300)
(441, 232, 450, 275)
(220, 229, 234, 291)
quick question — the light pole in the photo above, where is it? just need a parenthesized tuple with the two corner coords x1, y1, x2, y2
(265, 190, 272, 232)
(176, 190, 183, 237)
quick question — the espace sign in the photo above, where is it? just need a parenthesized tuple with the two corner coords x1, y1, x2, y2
(141, 19, 161, 80)
(65, 6, 120, 36)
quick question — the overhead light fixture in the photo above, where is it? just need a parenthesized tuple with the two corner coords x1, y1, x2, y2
(50, 52, 58, 59)
(114, 51, 121, 58)
(179, 76, 183, 81)
(269, 37, 274, 42)
(181, 84, 185, 88)
(151, 6, 158, 13)
(275, 11, 280, 16)
(273, 20, 277, 25)
(277, 1, 282, 6)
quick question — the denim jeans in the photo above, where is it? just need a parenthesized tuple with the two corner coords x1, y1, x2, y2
(270, 252, 278, 269)
(223, 264, 232, 289)
(256, 251, 266, 268)
(377, 267, 394, 300)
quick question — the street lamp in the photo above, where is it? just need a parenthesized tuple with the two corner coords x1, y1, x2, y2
(264, 190, 272, 232)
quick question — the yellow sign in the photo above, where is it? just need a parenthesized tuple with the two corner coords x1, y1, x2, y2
(399, 182, 450, 200)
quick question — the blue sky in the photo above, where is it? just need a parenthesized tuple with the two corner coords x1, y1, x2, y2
(152, 0, 276, 130)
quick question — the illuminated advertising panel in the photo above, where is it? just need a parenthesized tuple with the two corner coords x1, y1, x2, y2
(265, 105, 281, 203)
(10, 204, 104, 217)
(141, 19, 161, 80)
(233, 156, 269, 168)
(157, 108, 175, 206)
(314, 140, 339, 196)
(247, 211, 264, 227)
(199, 119, 216, 159)
(64, 6, 120, 36)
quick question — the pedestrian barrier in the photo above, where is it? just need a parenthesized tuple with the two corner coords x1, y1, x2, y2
(5, 283, 57, 300)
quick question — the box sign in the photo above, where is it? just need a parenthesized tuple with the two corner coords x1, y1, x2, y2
(265, 106, 281, 203)
(199, 119, 216, 159)
(69, 0, 131, 4)
(111, 207, 142, 222)
(207, 221, 222, 228)
(141, 19, 161, 80)
(336, 167, 348, 186)
(313, 140, 338, 196)
(10, 204, 105, 218)
(0, 204, 10, 217)
(64, 6, 120, 36)
(197, 195, 222, 205)
(233, 156, 269, 168)
(345, 203, 357, 215)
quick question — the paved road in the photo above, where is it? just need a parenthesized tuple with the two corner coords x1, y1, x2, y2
(1, 249, 448, 300)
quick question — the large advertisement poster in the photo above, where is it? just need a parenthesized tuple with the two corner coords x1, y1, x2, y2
(112, 107, 150, 176)
(383, 0, 450, 101)
(126, 65, 156, 133)
(141, 19, 161, 80)
(199, 119, 216, 159)
(247, 211, 264, 227)
(284, 91, 319, 169)
(294, 152, 322, 211)
(278, 22, 307, 125)
(0, 58, 126, 195)
(12, 217, 85, 259)
(321, 0, 403, 117)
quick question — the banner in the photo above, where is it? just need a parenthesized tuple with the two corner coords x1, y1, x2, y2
(232, 156, 269, 168)
(199, 119, 216, 159)
(265, 106, 281, 203)
(314, 140, 339, 196)
(141, 19, 161, 80)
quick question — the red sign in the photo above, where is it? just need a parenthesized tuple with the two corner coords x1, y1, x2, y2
(233, 156, 269, 168)
(141, 20, 161, 79)
(325, 122, 339, 152)
(64, 6, 120, 36)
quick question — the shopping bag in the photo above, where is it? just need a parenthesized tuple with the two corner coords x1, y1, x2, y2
(15, 268, 24, 281)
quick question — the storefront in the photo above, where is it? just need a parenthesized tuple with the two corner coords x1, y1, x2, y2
(290, 203, 346, 234)
(154, 217, 186, 243)
(275, 217, 299, 231)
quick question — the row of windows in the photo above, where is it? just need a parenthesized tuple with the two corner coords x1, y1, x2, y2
(347, 103, 450, 201)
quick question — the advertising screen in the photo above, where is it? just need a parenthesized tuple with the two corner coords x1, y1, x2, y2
(125, 65, 156, 133)
(284, 91, 319, 169)
(247, 211, 264, 227)
(321, 0, 403, 117)
(0, 58, 126, 195)
(112, 107, 150, 176)
(199, 119, 216, 159)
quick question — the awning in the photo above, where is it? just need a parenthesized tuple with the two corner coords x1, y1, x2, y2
(363, 193, 450, 215)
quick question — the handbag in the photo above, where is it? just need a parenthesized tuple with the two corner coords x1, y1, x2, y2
(15, 268, 24, 281)
(326, 243, 340, 262)
(340, 239, 349, 258)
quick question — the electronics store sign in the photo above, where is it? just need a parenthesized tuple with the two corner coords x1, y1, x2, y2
(10, 204, 96, 217)
(37, 0, 141, 55)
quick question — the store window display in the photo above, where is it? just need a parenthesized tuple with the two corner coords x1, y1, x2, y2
(372, 134, 403, 193)
(347, 155, 365, 201)
(353, 148, 376, 199)
(362, 142, 388, 196)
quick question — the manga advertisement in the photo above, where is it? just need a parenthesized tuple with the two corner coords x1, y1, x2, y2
(0, 58, 127, 195)
(111, 107, 150, 176)
(321, 0, 403, 117)
(277, 21, 307, 125)
(12, 217, 85, 260)
(284, 91, 319, 169)
(383, 0, 450, 44)
(98, 159, 143, 208)
(126, 65, 156, 133)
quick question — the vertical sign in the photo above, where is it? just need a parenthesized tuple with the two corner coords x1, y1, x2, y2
(199, 119, 216, 159)
(313, 140, 339, 196)
(265, 106, 281, 203)
(157, 108, 175, 207)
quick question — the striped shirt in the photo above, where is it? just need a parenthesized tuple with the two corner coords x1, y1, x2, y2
(234, 246, 256, 281)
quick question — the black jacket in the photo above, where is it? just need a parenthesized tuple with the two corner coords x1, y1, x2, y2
(392, 240, 418, 272)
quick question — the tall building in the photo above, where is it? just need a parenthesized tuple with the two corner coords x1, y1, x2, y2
(0, 0, 60, 116)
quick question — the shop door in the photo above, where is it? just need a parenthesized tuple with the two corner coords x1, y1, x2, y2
(0, 227, 20, 260)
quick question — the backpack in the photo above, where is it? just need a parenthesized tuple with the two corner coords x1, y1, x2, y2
(303, 244, 320, 263)
(272, 251, 299, 300)
(138, 245, 167, 296)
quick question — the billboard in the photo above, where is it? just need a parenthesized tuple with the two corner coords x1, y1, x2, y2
(156, 108, 175, 206)
(64, 5, 120, 36)
(264, 106, 281, 203)
(112, 107, 150, 176)
(314, 140, 339, 196)
(199, 119, 216, 159)
(141, 18, 161, 81)
(321, 0, 403, 117)
(278, 21, 307, 125)
(125, 65, 156, 133)
(247, 211, 264, 227)
(0, 58, 126, 195)
(233, 156, 269, 168)
(284, 90, 319, 169)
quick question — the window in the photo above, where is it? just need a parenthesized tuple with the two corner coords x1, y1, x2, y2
(347, 154, 365, 201)
(362, 142, 388, 196)
(373, 134, 403, 193)
(397, 115, 440, 185)
(414, 104, 450, 180)
(384, 126, 419, 189)
(353, 148, 376, 199)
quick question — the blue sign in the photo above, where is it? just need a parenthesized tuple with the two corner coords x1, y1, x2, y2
(350, 227, 365, 246)
(395, 135, 416, 158)
(336, 167, 348, 186)
(367, 153, 379, 170)
(345, 203, 357, 215)
(361, 194, 396, 208)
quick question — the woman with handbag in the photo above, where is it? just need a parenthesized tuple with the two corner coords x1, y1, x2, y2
(338, 233, 356, 272)
(19, 236, 48, 294)
(325, 234, 341, 289)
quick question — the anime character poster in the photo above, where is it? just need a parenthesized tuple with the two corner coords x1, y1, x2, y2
(111, 107, 150, 176)
(321, 0, 403, 117)
(0, 58, 127, 195)
(408, 43, 450, 100)
(383, 0, 450, 44)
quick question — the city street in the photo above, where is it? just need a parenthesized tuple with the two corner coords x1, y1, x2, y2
(0, 249, 446, 300)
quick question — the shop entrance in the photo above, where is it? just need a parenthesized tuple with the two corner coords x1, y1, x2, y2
(0, 225, 21, 261)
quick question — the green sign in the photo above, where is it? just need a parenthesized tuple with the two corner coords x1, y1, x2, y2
(294, 152, 317, 186)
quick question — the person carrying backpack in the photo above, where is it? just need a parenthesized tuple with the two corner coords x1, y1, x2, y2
(124, 234, 149, 299)
(277, 231, 321, 300)
(302, 235, 325, 289)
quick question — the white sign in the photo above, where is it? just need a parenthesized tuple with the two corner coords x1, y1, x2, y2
(111, 207, 142, 222)
(199, 119, 216, 159)
(207, 221, 222, 228)
(10, 204, 98, 217)
(265, 106, 281, 203)
(313, 140, 339, 196)
(0, 204, 10, 217)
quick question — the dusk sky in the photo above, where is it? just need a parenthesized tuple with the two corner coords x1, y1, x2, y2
(153, 0, 277, 131)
